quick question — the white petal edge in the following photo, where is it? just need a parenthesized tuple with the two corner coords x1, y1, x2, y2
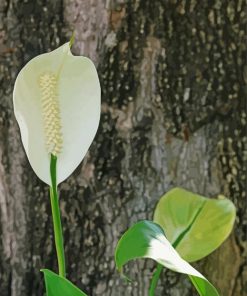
(56, 54, 100, 184)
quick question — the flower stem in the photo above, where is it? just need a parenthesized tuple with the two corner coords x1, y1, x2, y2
(50, 154, 66, 277)
(148, 263, 163, 296)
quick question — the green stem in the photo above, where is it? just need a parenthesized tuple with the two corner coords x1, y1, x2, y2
(50, 154, 66, 278)
(149, 263, 163, 296)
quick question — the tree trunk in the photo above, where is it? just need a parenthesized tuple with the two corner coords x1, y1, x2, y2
(0, 0, 246, 295)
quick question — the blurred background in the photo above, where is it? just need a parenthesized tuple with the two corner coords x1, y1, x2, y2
(0, 0, 246, 295)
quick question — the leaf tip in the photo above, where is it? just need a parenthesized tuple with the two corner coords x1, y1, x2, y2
(69, 31, 75, 49)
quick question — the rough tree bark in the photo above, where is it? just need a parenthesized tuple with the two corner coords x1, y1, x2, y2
(0, 0, 246, 295)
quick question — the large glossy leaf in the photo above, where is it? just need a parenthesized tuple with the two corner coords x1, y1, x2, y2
(115, 221, 219, 296)
(153, 188, 236, 262)
(41, 269, 88, 296)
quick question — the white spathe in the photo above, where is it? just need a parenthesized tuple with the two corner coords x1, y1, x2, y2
(13, 43, 101, 185)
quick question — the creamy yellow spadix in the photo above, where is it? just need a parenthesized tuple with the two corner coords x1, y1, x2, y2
(39, 72, 63, 155)
(13, 43, 101, 185)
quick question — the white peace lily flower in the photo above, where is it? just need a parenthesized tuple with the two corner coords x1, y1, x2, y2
(13, 42, 101, 185)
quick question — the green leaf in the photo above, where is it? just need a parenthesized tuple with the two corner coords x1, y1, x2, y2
(153, 187, 236, 262)
(41, 269, 88, 296)
(115, 220, 219, 296)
